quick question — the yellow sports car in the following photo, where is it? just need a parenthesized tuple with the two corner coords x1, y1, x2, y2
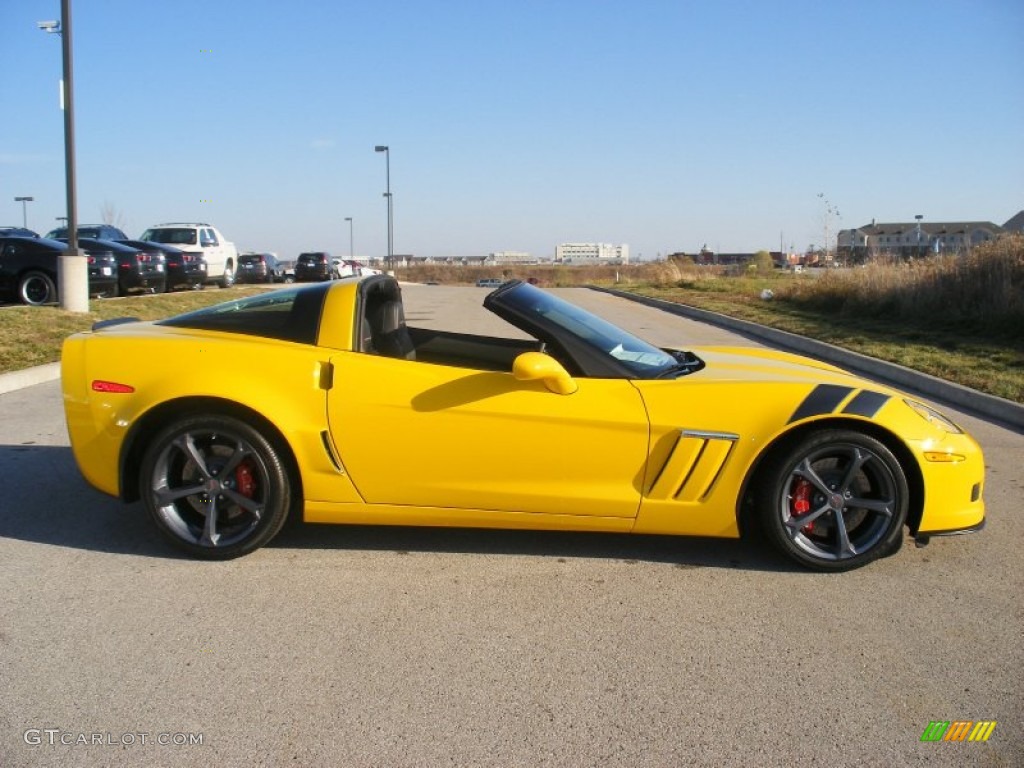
(61, 276, 985, 570)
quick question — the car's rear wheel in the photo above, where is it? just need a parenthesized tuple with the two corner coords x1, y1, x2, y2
(756, 430, 908, 572)
(18, 271, 57, 305)
(139, 415, 292, 559)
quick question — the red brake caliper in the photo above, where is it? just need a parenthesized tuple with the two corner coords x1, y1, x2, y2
(235, 461, 257, 499)
(790, 478, 815, 533)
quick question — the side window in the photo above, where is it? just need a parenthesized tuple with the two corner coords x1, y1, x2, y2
(201, 228, 218, 247)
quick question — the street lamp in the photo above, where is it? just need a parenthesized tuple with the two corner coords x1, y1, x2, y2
(38, 3, 88, 312)
(344, 217, 353, 259)
(14, 197, 34, 229)
(374, 145, 392, 266)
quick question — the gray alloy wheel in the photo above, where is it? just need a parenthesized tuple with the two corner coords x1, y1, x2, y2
(18, 271, 57, 305)
(757, 429, 908, 572)
(139, 415, 291, 559)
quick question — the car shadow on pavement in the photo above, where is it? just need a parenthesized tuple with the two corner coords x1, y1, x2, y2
(270, 522, 793, 572)
(0, 444, 795, 572)
(0, 444, 179, 558)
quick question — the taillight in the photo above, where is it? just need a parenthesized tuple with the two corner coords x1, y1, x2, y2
(87, 255, 96, 265)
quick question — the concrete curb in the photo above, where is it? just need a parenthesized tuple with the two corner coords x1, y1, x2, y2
(592, 287, 1024, 433)
(0, 362, 60, 396)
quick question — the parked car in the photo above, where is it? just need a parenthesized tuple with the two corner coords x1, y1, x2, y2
(237, 252, 285, 284)
(0, 235, 117, 305)
(60, 276, 985, 568)
(331, 259, 381, 278)
(46, 226, 169, 295)
(47, 224, 130, 242)
(294, 252, 333, 282)
(51, 236, 165, 295)
(139, 223, 237, 288)
(116, 240, 206, 291)
(476, 278, 505, 288)
(0, 226, 41, 238)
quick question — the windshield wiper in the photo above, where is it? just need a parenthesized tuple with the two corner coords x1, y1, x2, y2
(655, 350, 705, 378)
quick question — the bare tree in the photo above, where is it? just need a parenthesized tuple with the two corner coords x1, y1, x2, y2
(100, 200, 128, 230)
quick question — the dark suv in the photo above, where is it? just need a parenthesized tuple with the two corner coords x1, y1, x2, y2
(47, 226, 167, 294)
(294, 252, 333, 282)
(237, 252, 285, 284)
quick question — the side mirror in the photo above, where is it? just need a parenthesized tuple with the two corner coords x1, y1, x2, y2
(512, 352, 578, 395)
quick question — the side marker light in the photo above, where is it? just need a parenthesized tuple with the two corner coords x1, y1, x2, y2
(92, 380, 135, 393)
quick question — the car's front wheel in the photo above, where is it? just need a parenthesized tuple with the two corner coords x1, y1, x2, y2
(756, 430, 908, 571)
(139, 414, 292, 559)
(18, 270, 57, 305)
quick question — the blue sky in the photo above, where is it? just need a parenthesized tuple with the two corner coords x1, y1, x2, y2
(2, 1, 1022, 260)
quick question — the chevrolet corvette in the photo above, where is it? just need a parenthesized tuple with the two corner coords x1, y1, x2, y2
(61, 276, 985, 570)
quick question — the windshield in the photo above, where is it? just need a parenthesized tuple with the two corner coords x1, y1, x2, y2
(500, 283, 682, 377)
(142, 228, 197, 246)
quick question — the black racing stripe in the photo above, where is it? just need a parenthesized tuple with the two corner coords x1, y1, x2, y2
(788, 384, 854, 423)
(842, 390, 890, 418)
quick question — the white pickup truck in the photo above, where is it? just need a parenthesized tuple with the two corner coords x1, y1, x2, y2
(139, 222, 238, 287)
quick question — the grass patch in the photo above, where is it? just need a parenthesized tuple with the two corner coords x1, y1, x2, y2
(623, 243, 1024, 403)
(0, 286, 273, 373)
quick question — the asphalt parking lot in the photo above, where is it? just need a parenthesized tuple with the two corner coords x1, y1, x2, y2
(0, 285, 1021, 767)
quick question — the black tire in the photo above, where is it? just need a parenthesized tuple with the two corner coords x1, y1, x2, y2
(18, 271, 57, 305)
(755, 429, 908, 572)
(219, 262, 235, 288)
(139, 414, 292, 559)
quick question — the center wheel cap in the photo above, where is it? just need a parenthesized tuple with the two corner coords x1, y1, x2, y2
(829, 493, 845, 510)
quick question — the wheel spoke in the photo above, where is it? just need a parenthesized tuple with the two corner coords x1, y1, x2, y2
(176, 434, 212, 480)
(215, 441, 249, 480)
(199, 496, 220, 547)
(155, 483, 206, 505)
(833, 509, 858, 558)
(837, 448, 870, 494)
(793, 459, 833, 496)
(784, 501, 831, 531)
(847, 496, 894, 516)
(220, 488, 263, 516)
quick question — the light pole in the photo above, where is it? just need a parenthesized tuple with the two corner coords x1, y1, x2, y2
(14, 197, 34, 229)
(38, 4, 88, 312)
(374, 145, 392, 266)
(344, 217, 353, 259)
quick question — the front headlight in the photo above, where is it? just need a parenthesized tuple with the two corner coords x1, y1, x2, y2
(905, 399, 963, 434)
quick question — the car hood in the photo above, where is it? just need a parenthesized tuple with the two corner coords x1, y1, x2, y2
(682, 345, 891, 390)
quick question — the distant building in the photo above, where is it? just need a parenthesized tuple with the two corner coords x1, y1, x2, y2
(1002, 210, 1024, 235)
(490, 250, 535, 264)
(554, 243, 629, 264)
(837, 218, 1006, 261)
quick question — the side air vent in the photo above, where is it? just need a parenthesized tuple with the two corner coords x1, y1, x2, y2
(647, 430, 738, 502)
(319, 430, 345, 474)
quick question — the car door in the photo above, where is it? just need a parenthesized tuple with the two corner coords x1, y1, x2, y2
(326, 352, 649, 519)
(201, 228, 224, 275)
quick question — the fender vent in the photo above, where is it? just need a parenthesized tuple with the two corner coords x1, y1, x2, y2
(320, 430, 345, 474)
(647, 430, 738, 502)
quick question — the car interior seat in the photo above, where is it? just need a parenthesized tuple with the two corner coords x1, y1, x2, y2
(373, 299, 416, 360)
